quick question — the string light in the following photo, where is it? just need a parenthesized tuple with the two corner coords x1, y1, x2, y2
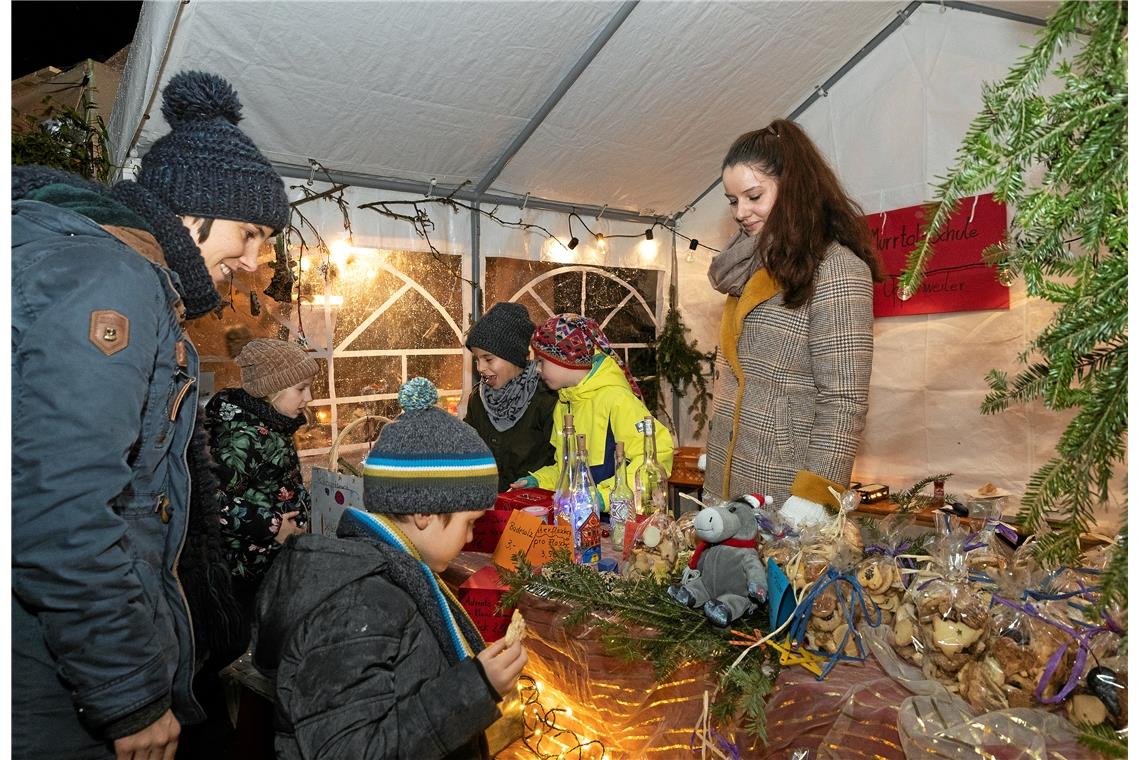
(644, 228, 653, 241)
(516, 675, 606, 760)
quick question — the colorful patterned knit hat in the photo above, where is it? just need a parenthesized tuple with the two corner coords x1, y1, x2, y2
(531, 314, 643, 399)
(363, 377, 499, 514)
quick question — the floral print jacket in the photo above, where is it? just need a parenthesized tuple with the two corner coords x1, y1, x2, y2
(204, 388, 310, 591)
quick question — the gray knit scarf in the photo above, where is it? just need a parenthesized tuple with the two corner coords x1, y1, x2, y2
(480, 360, 540, 432)
(707, 229, 766, 297)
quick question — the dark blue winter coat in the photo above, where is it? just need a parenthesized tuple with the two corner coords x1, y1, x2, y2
(12, 189, 204, 755)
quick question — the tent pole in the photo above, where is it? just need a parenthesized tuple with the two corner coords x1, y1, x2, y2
(932, 1, 1047, 27)
(471, 0, 640, 196)
(676, 0, 924, 218)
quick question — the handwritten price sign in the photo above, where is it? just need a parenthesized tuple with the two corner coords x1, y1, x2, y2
(492, 510, 573, 571)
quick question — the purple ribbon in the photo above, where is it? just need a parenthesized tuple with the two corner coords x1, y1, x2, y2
(865, 541, 918, 588)
(756, 514, 795, 540)
(995, 522, 1020, 545)
(992, 595, 1117, 705)
(688, 724, 742, 760)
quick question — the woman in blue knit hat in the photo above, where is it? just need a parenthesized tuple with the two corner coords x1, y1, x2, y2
(12, 70, 289, 758)
(462, 302, 558, 491)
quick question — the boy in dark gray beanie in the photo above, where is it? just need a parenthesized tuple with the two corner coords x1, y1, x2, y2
(12, 69, 287, 758)
(253, 378, 528, 760)
(463, 302, 557, 491)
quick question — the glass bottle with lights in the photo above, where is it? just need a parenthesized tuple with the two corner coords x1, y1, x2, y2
(633, 416, 668, 517)
(555, 433, 602, 566)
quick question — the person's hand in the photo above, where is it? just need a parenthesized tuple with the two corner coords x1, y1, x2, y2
(477, 636, 528, 697)
(274, 511, 304, 544)
(113, 708, 180, 760)
(509, 478, 529, 490)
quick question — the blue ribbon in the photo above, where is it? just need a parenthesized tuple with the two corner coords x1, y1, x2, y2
(787, 567, 882, 680)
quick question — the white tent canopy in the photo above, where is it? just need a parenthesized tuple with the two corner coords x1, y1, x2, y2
(110, 1, 1123, 529)
(109, 0, 1054, 219)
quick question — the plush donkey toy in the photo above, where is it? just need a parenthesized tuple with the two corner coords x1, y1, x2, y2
(667, 499, 767, 627)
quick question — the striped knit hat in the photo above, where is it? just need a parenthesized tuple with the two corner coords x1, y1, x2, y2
(363, 377, 499, 514)
(531, 313, 643, 399)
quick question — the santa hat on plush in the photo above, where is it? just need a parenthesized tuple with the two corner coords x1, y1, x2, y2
(777, 471, 846, 529)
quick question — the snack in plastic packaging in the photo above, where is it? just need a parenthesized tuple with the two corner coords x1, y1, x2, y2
(622, 510, 683, 582)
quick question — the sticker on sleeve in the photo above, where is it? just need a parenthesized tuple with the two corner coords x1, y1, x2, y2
(89, 310, 130, 356)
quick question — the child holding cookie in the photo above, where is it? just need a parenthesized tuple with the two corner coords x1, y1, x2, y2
(253, 378, 527, 759)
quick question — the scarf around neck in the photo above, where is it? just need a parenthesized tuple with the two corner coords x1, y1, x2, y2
(480, 360, 541, 432)
(208, 387, 307, 435)
(13, 166, 222, 319)
(341, 508, 484, 663)
(707, 229, 768, 297)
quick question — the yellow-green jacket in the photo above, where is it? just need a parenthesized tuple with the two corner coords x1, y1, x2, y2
(531, 354, 674, 508)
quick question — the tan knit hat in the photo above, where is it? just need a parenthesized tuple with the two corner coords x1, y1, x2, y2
(235, 339, 320, 397)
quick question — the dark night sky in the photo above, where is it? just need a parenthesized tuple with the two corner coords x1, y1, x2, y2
(12, 1, 143, 78)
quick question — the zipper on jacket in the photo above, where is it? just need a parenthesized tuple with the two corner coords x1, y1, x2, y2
(172, 380, 203, 720)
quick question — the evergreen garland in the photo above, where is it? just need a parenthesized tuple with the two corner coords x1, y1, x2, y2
(501, 552, 781, 744)
(1075, 721, 1128, 759)
(899, 2, 1127, 594)
(654, 286, 717, 434)
(888, 473, 955, 513)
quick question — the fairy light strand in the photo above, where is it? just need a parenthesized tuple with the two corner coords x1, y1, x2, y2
(517, 675, 608, 760)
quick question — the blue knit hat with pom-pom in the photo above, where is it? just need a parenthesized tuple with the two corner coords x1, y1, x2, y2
(138, 71, 289, 232)
(362, 377, 499, 514)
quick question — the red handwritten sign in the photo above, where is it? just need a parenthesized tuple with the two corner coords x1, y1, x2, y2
(868, 193, 1009, 318)
(457, 565, 513, 642)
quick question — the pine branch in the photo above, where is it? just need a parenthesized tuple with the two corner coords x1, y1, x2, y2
(1076, 721, 1128, 758)
(897, 1, 1126, 593)
(500, 554, 783, 745)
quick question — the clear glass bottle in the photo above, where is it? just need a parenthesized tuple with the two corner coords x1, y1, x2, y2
(609, 441, 634, 551)
(633, 416, 668, 517)
(551, 413, 575, 523)
(557, 433, 602, 566)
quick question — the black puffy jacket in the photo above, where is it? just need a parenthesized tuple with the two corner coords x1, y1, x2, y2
(252, 525, 500, 759)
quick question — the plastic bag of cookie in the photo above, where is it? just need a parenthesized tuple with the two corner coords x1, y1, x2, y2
(910, 536, 992, 690)
(621, 510, 684, 583)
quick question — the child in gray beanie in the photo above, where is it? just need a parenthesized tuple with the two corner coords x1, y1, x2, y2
(463, 302, 557, 491)
(253, 378, 527, 759)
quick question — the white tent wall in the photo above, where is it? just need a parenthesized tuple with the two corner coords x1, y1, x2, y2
(674, 3, 1121, 530)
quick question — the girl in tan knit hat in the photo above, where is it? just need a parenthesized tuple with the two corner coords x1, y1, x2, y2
(203, 338, 320, 617)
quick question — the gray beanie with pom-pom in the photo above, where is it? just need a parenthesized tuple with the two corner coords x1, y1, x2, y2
(138, 70, 289, 232)
(362, 378, 499, 514)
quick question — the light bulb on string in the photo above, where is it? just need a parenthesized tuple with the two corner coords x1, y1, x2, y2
(686, 237, 699, 262)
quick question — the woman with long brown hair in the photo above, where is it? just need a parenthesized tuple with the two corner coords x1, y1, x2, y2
(704, 119, 883, 518)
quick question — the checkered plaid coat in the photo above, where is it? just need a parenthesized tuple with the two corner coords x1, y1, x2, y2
(704, 243, 873, 504)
